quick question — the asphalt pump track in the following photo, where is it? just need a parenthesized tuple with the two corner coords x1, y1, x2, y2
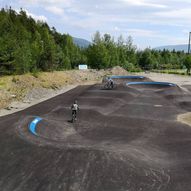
(1, 77, 191, 191)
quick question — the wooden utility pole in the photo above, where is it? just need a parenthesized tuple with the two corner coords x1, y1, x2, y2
(188, 32, 191, 54)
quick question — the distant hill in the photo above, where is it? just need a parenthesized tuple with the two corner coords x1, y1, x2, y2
(73, 37, 91, 48)
(154, 44, 188, 52)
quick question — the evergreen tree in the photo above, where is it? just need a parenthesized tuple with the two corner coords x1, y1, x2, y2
(183, 55, 191, 74)
(138, 49, 154, 70)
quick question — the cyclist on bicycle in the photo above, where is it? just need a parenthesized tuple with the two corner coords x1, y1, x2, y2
(109, 77, 114, 89)
(71, 100, 79, 122)
(106, 77, 114, 89)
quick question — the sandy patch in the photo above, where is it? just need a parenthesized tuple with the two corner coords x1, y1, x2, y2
(177, 112, 191, 127)
(136, 72, 191, 87)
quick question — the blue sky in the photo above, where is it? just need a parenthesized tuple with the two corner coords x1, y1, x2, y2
(1, 0, 191, 49)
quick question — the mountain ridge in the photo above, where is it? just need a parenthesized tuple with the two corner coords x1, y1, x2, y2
(73, 37, 91, 48)
(154, 44, 188, 52)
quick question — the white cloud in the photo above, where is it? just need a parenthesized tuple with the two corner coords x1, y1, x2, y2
(165, 37, 187, 45)
(15, 8, 48, 22)
(114, 26, 120, 31)
(121, 0, 167, 8)
(126, 29, 158, 37)
(5, 0, 191, 47)
(155, 8, 191, 19)
(30, 14, 47, 22)
(18, 0, 73, 10)
(45, 6, 64, 15)
(182, 29, 190, 34)
(19, 0, 71, 5)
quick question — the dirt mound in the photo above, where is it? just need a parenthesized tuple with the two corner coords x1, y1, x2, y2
(108, 66, 129, 75)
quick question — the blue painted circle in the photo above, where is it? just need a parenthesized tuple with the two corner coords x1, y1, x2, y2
(29, 117, 42, 136)
(126, 81, 177, 87)
(110, 75, 145, 79)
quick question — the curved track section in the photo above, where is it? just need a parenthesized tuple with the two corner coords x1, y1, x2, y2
(127, 81, 177, 90)
(28, 117, 42, 136)
(111, 75, 145, 79)
(108, 75, 150, 84)
(127, 81, 177, 86)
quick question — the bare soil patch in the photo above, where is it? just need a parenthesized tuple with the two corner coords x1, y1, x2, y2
(177, 112, 191, 127)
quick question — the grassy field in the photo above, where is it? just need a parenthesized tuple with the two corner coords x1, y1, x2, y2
(152, 69, 188, 75)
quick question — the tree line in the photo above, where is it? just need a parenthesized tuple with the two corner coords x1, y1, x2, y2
(0, 7, 86, 75)
(0, 7, 191, 75)
(87, 31, 191, 73)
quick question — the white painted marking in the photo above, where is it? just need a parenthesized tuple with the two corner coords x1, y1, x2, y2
(154, 105, 163, 107)
(33, 119, 39, 124)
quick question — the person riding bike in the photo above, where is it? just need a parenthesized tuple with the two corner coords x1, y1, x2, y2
(105, 77, 114, 89)
(108, 77, 114, 89)
(71, 100, 79, 122)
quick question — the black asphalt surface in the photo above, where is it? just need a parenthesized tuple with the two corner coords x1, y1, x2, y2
(1, 78, 191, 191)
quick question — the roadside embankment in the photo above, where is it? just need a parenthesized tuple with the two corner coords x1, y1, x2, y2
(0, 66, 129, 116)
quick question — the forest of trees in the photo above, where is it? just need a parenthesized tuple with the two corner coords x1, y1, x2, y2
(0, 7, 86, 75)
(0, 7, 191, 75)
(87, 31, 190, 72)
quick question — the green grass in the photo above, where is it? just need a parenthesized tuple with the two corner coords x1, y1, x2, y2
(0, 82, 6, 88)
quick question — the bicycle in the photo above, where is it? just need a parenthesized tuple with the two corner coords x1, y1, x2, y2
(71, 110, 77, 123)
(104, 81, 114, 90)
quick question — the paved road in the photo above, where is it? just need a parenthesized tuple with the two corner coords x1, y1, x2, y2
(0, 81, 191, 191)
